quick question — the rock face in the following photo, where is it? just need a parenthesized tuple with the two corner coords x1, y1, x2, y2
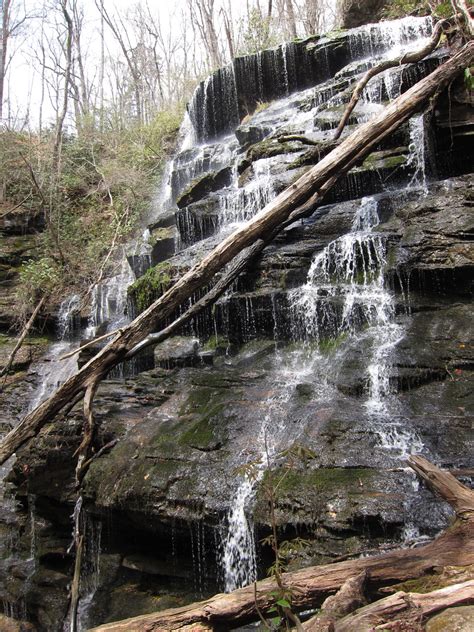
(1, 14, 473, 632)
(339, 1, 390, 29)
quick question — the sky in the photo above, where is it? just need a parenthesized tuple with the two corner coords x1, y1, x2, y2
(5, 0, 338, 129)
(6, 0, 246, 127)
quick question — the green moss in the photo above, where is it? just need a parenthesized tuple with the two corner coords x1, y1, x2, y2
(179, 411, 222, 447)
(388, 574, 451, 594)
(151, 227, 174, 240)
(201, 335, 229, 351)
(262, 467, 374, 499)
(127, 261, 175, 313)
(319, 332, 348, 354)
(362, 148, 407, 171)
(383, 154, 407, 169)
(246, 139, 301, 163)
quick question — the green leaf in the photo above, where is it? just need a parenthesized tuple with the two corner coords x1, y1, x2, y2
(464, 68, 474, 92)
(276, 598, 291, 608)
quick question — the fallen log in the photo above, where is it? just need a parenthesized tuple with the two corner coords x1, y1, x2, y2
(303, 571, 367, 631)
(0, 41, 472, 466)
(335, 580, 474, 631)
(89, 456, 474, 631)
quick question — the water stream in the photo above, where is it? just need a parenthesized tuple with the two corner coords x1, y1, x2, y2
(0, 11, 450, 625)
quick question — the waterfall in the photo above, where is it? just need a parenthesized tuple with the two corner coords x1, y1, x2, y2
(407, 113, 429, 193)
(28, 295, 82, 411)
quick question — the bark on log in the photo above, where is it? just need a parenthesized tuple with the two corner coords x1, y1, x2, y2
(1, 42, 473, 466)
(0, 296, 46, 381)
(303, 571, 367, 631)
(335, 580, 474, 631)
(88, 457, 474, 631)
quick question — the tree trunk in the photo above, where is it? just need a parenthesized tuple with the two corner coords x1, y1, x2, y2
(87, 456, 474, 631)
(0, 42, 472, 467)
(0, 296, 46, 380)
(335, 580, 474, 631)
(0, 0, 12, 121)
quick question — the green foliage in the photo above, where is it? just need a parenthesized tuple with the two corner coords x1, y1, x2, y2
(464, 68, 474, 91)
(382, 0, 454, 19)
(382, 0, 431, 18)
(238, 8, 281, 55)
(1, 107, 180, 314)
(432, 1, 454, 19)
(18, 257, 61, 306)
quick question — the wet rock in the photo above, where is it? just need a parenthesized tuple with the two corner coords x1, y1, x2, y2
(235, 123, 273, 146)
(176, 168, 233, 209)
(0, 204, 44, 236)
(0, 614, 36, 631)
(340, 1, 390, 29)
(245, 138, 303, 163)
(154, 336, 200, 369)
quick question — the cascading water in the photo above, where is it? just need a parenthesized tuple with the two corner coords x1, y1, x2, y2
(164, 15, 440, 592)
(28, 295, 82, 411)
(407, 113, 429, 193)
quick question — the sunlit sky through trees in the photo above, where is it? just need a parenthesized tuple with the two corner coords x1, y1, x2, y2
(5, 0, 338, 130)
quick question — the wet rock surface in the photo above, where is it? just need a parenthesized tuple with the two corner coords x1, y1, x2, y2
(1, 14, 473, 632)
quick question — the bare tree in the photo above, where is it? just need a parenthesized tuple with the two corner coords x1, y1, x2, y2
(0, 0, 31, 122)
(95, 0, 143, 123)
(187, 0, 222, 70)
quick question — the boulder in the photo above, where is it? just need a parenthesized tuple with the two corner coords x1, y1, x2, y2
(426, 606, 474, 632)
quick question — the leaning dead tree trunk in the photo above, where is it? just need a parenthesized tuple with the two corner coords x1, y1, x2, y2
(0, 296, 46, 382)
(88, 456, 474, 631)
(0, 42, 472, 466)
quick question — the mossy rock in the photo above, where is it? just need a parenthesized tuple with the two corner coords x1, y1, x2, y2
(176, 167, 232, 209)
(426, 606, 474, 632)
(262, 466, 374, 499)
(359, 146, 408, 171)
(288, 141, 338, 170)
(127, 261, 182, 314)
(246, 139, 302, 164)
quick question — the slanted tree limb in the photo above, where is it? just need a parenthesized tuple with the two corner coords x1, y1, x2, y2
(74, 378, 100, 485)
(408, 455, 474, 519)
(1, 41, 472, 467)
(88, 457, 474, 631)
(0, 296, 46, 382)
(333, 15, 455, 141)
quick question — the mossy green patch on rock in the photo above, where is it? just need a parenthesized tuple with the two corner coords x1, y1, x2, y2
(319, 332, 349, 354)
(246, 139, 302, 163)
(359, 147, 408, 171)
(263, 466, 374, 498)
(127, 261, 180, 313)
(176, 167, 232, 209)
(179, 406, 224, 449)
